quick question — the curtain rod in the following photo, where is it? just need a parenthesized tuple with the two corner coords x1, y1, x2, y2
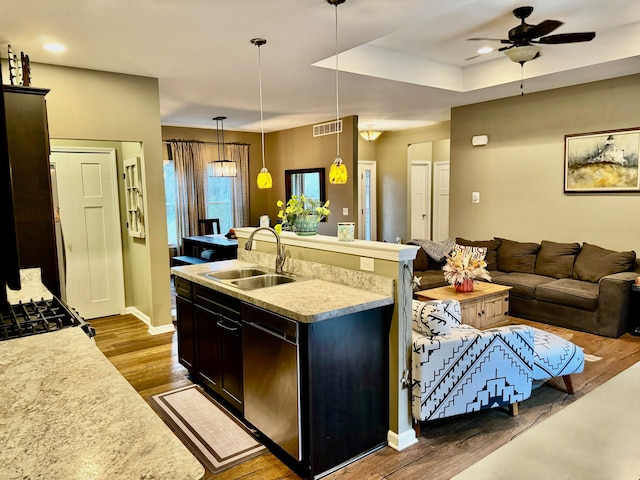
(162, 140, 251, 147)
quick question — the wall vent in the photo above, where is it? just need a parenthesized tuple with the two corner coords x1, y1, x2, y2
(313, 120, 342, 137)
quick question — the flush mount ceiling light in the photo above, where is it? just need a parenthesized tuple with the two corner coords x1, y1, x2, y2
(43, 43, 66, 53)
(211, 116, 237, 177)
(359, 125, 382, 142)
(251, 38, 272, 189)
(327, 0, 348, 185)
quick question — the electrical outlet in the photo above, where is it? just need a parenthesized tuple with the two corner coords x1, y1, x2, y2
(360, 257, 375, 272)
(472, 191, 480, 203)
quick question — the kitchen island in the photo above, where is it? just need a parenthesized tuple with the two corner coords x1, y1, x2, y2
(172, 256, 395, 479)
(0, 326, 204, 480)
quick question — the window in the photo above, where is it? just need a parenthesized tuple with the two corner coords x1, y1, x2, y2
(163, 160, 234, 245)
(163, 160, 177, 246)
(206, 173, 233, 233)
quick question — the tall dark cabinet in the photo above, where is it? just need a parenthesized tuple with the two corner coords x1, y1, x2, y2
(4, 85, 59, 296)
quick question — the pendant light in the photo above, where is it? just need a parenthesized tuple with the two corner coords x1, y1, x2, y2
(251, 38, 272, 189)
(328, 0, 348, 185)
(211, 116, 237, 177)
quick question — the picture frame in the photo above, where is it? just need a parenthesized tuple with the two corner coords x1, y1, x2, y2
(564, 128, 640, 193)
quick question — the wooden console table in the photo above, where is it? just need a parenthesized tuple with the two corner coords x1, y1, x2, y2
(415, 282, 512, 329)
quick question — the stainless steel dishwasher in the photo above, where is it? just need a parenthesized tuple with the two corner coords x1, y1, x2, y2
(242, 304, 301, 461)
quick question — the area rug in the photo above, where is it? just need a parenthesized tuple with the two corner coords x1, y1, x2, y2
(149, 385, 266, 473)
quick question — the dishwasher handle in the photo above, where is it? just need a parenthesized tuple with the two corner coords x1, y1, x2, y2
(243, 320, 298, 345)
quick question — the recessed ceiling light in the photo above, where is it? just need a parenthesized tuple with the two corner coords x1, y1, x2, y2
(43, 43, 66, 53)
(477, 47, 494, 55)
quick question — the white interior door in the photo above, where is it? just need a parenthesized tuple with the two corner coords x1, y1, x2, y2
(432, 161, 450, 241)
(410, 161, 431, 240)
(357, 160, 377, 240)
(50, 148, 124, 319)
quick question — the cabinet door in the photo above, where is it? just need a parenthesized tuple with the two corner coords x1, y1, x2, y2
(480, 294, 509, 328)
(176, 295, 195, 372)
(218, 317, 243, 412)
(195, 305, 222, 393)
(460, 300, 480, 328)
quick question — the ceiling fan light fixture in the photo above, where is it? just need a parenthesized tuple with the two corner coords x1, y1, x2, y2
(504, 44, 541, 63)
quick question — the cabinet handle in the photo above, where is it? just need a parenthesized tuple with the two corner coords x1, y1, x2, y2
(217, 319, 239, 332)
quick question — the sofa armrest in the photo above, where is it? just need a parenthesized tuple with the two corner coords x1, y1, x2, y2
(411, 325, 533, 422)
(596, 272, 637, 337)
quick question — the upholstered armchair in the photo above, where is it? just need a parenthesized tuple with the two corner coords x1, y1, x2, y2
(411, 299, 535, 426)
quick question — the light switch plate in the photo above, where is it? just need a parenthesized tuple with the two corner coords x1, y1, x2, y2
(360, 257, 375, 271)
(343, 207, 349, 216)
(472, 191, 480, 203)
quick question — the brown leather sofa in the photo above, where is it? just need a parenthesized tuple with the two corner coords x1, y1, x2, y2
(411, 237, 638, 338)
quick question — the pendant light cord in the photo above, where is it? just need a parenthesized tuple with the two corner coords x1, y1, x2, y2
(258, 44, 266, 169)
(334, 3, 340, 157)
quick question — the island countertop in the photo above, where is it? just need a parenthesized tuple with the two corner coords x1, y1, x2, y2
(0, 327, 205, 480)
(171, 259, 394, 323)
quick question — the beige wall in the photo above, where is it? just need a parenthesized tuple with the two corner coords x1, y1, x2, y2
(450, 74, 640, 255)
(161, 126, 263, 227)
(31, 63, 171, 328)
(359, 122, 451, 243)
(163, 116, 357, 234)
(264, 116, 358, 236)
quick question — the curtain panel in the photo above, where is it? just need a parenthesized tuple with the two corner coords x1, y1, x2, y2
(228, 143, 250, 228)
(169, 140, 207, 254)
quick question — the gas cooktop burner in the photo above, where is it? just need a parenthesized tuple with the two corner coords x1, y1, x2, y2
(0, 296, 92, 341)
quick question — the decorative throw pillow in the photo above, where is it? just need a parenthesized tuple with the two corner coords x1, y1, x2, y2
(495, 238, 541, 274)
(534, 240, 581, 279)
(450, 243, 488, 263)
(412, 299, 462, 336)
(456, 238, 501, 271)
(573, 242, 636, 282)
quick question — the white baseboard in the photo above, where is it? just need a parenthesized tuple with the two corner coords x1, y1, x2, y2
(124, 307, 175, 335)
(387, 428, 418, 451)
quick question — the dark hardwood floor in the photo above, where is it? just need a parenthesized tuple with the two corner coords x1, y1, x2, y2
(91, 314, 640, 480)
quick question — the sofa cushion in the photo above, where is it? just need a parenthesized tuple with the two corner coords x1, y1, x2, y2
(495, 238, 541, 274)
(492, 272, 555, 299)
(414, 271, 448, 290)
(412, 299, 461, 336)
(456, 238, 501, 271)
(413, 247, 429, 271)
(534, 240, 581, 279)
(572, 242, 636, 282)
(535, 278, 599, 311)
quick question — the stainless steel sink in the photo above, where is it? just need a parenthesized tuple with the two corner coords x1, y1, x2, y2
(231, 274, 296, 290)
(203, 268, 268, 281)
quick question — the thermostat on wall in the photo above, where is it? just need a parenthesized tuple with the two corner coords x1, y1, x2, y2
(472, 135, 489, 146)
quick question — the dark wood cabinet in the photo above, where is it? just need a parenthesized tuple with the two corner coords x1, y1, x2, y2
(174, 277, 195, 372)
(193, 283, 243, 413)
(242, 302, 391, 479)
(4, 86, 59, 296)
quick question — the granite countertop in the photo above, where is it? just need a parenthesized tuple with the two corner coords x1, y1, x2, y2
(0, 327, 204, 480)
(171, 260, 394, 323)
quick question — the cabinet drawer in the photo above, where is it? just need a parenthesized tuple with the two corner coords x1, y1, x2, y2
(174, 276, 192, 300)
(194, 284, 241, 320)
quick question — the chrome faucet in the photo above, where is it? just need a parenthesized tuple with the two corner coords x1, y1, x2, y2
(244, 227, 286, 274)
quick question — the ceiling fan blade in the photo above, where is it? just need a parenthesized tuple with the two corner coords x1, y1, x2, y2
(527, 19, 563, 39)
(468, 37, 512, 44)
(537, 32, 596, 44)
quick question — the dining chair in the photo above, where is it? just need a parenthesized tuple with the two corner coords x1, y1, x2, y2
(198, 218, 221, 235)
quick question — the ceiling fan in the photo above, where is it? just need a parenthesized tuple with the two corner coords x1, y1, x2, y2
(468, 6, 596, 64)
